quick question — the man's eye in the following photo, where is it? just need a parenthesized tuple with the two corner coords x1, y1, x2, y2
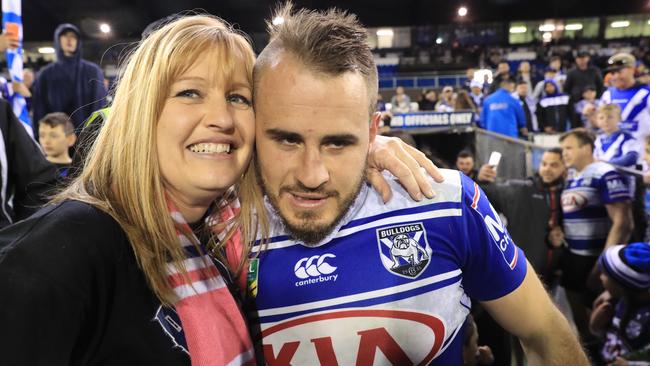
(227, 93, 252, 107)
(175, 89, 201, 98)
(280, 137, 300, 146)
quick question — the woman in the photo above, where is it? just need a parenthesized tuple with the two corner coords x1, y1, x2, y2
(418, 89, 438, 111)
(0, 14, 437, 366)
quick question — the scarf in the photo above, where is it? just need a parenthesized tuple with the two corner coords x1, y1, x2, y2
(166, 196, 255, 366)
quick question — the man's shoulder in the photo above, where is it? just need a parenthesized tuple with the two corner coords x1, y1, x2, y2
(380, 169, 465, 210)
(585, 161, 620, 179)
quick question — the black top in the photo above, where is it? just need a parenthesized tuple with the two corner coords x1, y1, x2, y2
(0, 200, 191, 366)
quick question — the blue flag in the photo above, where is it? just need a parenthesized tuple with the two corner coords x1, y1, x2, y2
(2, 0, 31, 137)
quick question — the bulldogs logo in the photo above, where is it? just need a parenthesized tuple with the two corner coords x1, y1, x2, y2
(376, 222, 431, 278)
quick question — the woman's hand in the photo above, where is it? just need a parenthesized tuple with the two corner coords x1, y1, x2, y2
(367, 135, 444, 203)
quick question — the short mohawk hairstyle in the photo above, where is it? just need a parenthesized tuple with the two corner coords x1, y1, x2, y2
(254, 2, 378, 114)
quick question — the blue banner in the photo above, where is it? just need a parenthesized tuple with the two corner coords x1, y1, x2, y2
(390, 111, 475, 129)
(2, 0, 31, 137)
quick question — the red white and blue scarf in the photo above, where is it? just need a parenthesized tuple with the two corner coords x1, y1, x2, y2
(166, 196, 255, 366)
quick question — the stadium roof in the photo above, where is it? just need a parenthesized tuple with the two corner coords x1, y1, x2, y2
(22, 0, 650, 41)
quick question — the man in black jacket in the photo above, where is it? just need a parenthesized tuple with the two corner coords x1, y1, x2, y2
(0, 98, 58, 228)
(477, 148, 566, 286)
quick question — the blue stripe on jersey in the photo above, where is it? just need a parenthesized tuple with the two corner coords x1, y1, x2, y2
(563, 206, 609, 220)
(625, 92, 649, 122)
(566, 238, 606, 251)
(257, 274, 463, 324)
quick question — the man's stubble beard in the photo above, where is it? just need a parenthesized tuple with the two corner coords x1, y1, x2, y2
(255, 156, 367, 246)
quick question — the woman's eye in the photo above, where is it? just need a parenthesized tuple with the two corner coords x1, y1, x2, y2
(227, 93, 252, 107)
(175, 89, 201, 98)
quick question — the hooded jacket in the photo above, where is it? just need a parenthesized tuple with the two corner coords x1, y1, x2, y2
(536, 79, 571, 132)
(32, 24, 107, 136)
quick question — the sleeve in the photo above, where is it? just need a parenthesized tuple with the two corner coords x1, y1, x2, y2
(599, 170, 632, 204)
(608, 152, 638, 167)
(479, 100, 487, 128)
(458, 174, 527, 301)
(513, 98, 526, 129)
(3, 100, 59, 220)
(479, 181, 507, 214)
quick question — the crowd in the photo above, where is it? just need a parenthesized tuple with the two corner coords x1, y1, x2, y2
(0, 4, 646, 366)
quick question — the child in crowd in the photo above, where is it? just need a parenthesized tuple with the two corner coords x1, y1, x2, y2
(575, 85, 601, 129)
(462, 315, 494, 366)
(590, 242, 650, 365)
(594, 104, 639, 168)
(37, 112, 76, 178)
(536, 79, 570, 133)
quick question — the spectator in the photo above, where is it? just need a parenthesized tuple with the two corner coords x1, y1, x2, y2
(479, 79, 528, 138)
(464, 67, 476, 90)
(390, 86, 411, 108)
(456, 150, 478, 180)
(436, 85, 455, 112)
(37, 112, 76, 178)
(549, 55, 566, 90)
(454, 90, 478, 113)
(601, 53, 650, 155)
(469, 80, 484, 110)
(33, 23, 107, 137)
(564, 50, 604, 103)
(644, 136, 650, 242)
(391, 93, 411, 114)
(574, 85, 601, 129)
(516, 61, 534, 92)
(488, 61, 513, 94)
(594, 104, 639, 168)
(477, 148, 566, 286)
(590, 243, 650, 365)
(559, 128, 633, 355)
(532, 67, 558, 102)
(536, 80, 570, 133)
(418, 89, 438, 111)
(0, 98, 57, 229)
(513, 79, 537, 132)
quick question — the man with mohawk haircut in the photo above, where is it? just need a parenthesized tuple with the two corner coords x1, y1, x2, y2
(245, 3, 589, 365)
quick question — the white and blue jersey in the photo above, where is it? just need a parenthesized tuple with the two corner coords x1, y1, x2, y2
(601, 85, 650, 159)
(247, 170, 527, 365)
(562, 162, 632, 256)
(594, 130, 639, 168)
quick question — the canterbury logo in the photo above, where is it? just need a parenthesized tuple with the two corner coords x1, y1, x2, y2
(294, 254, 337, 279)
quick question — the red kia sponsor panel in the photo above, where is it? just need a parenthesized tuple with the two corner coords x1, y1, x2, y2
(262, 309, 446, 366)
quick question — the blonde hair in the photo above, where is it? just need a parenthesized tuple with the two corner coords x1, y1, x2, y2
(598, 103, 622, 117)
(54, 15, 267, 305)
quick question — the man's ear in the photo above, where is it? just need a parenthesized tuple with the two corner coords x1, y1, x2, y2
(369, 112, 380, 147)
